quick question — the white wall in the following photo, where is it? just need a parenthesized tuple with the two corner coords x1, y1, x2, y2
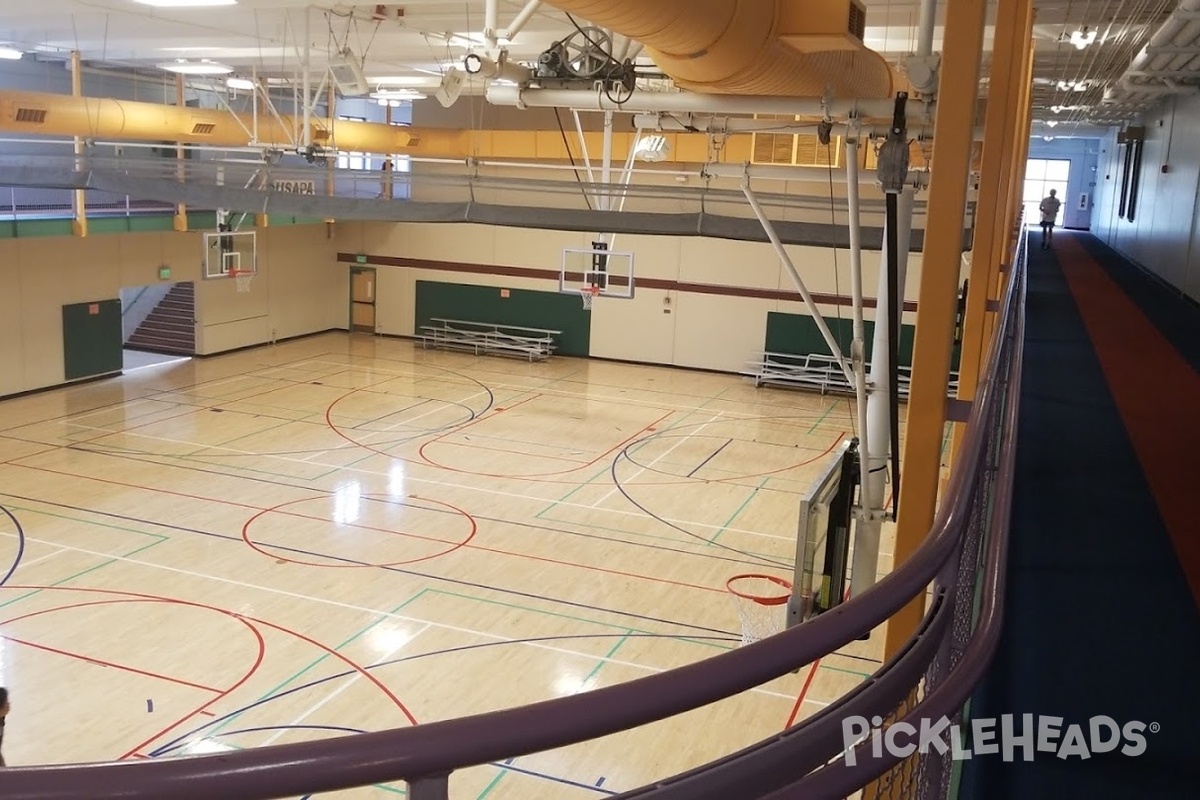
(338, 221, 929, 375)
(1091, 93, 1200, 301)
(0, 223, 345, 397)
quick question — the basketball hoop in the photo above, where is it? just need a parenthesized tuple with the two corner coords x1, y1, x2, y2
(579, 284, 600, 310)
(726, 573, 792, 645)
(229, 269, 255, 293)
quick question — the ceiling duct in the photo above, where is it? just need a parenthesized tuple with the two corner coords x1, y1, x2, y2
(0, 89, 439, 153)
(540, 0, 894, 98)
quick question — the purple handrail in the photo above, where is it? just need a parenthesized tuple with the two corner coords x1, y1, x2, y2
(0, 231, 1027, 800)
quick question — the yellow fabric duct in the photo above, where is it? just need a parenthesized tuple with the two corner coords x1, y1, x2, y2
(544, 0, 895, 98)
(0, 90, 462, 153)
(0, 89, 771, 162)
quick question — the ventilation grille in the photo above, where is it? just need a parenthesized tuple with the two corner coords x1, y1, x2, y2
(751, 117, 841, 167)
(848, 1, 867, 41)
(14, 107, 47, 124)
(191, 123, 216, 135)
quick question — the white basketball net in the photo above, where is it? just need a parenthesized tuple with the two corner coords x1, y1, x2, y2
(579, 286, 600, 309)
(232, 271, 254, 293)
(727, 575, 791, 646)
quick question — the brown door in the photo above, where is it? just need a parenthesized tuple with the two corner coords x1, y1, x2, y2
(350, 267, 376, 333)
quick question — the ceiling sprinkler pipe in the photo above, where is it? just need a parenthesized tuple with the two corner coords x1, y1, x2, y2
(486, 85, 916, 122)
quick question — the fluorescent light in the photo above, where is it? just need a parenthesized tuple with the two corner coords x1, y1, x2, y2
(370, 89, 426, 102)
(226, 76, 255, 90)
(135, 0, 237, 7)
(1069, 29, 1097, 50)
(158, 58, 233, 75)
(0, 47, 23, 60)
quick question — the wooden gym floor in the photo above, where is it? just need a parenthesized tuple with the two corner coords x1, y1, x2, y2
(0, 332, 896, 798)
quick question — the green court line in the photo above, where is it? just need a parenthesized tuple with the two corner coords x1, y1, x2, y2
(0, 537, 168, 610)
(807, 402, 839, 434)
(202, 588, 432, 740)
(183, 417, 301, 457)
(1, 502, 170, 541)
(532, 460, 618, 518)
(708, 476, 771, 546)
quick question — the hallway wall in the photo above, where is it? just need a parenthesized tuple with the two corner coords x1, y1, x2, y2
(1091, 93, 1200, 302)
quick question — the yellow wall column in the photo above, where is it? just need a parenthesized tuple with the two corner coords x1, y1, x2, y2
(70, 51, 87, 238)
(173, 74, 189, 232)
(880, 0, 990, 659)
(951, 0, 1033, 461)
(985, 13, 1036, 349)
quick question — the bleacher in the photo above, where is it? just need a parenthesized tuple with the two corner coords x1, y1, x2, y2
(742, 351, 960, 398)
(418, 318, 561, 362)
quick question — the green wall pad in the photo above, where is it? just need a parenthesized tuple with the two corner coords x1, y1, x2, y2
(415, 281, 591, 357)
(765, 312, 960, 371)
(62, 299, 123, 381)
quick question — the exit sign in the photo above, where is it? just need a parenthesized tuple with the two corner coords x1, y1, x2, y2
(159, 266, 171, 280)
(356, 254, 368, 264)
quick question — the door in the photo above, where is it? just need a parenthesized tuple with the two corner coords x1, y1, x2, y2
(350, 267, 376, 333)
(1023, 159, 1071, 227)
(63, 299, 122, 380)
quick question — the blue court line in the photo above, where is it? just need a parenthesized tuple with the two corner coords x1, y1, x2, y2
(0, 504, 26, 587)
(686, 438, 733, 478)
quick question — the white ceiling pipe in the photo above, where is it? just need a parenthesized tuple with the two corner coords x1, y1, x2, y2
(631, 112, 982, 141)
(502, 0, 542, 40)
(485, 85, 925, 122)
(1109, 0, 1200, 101)
(917, 0, 939, 58)
(704, 162, 930, 189)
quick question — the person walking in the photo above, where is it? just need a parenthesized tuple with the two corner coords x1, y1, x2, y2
(0, 687, 9, 767)
(1039, 189, 1062, 250)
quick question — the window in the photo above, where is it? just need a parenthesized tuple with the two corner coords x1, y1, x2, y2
(1023, 159, 1070, 226)
(336, 115, 371, 170)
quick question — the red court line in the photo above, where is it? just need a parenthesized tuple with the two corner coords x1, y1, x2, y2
(784, 660, 822, 729)
(0, 594, 266, 760)
(2, 635, 222, 693)
(0, 585, 417, 745)
(416, 404, 675, 479)
(1057, 237, 1200, 605)
(7, 462, 749, 592)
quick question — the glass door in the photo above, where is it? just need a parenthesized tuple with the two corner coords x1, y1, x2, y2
(1023, 159, 1071, 226)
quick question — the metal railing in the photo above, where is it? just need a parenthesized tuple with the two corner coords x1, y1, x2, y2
(0, 147, 979, 237)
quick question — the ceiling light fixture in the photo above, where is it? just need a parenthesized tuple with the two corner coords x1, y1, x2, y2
(1069, 28, 1097, 50)
(371, 89, 426, 104)
(135, 0, 237, 8)
(158, 58, 233, 75)
(0, 46, 23, 60)
(226, 76, 255, 90)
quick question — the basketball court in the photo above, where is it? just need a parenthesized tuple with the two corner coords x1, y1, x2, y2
(0, 332, 894, 798)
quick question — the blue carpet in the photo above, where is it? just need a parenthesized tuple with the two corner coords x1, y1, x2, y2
(959, 233, 1200, 799)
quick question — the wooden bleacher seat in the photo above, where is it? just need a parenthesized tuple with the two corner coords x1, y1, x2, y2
(418, 318, 562, 362)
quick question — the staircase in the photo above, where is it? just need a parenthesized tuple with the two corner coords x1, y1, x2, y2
(126, 282, 196, 355)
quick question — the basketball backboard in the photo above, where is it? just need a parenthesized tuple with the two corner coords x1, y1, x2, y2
(203, 230, 257, 280)
(788, 438, 860, 629)
(561, 244, 634, 299)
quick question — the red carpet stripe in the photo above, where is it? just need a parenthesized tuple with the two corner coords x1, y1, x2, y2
(1057, 235, 1200, 606)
